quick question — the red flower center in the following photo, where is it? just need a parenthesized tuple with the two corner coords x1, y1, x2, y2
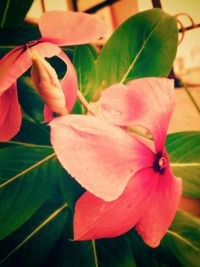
(153, 152, 167, 174)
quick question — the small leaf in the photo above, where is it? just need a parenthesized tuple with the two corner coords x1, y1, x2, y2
(166, 131, 200, 197)
(18, 77, 44, 123)
(94, 8, 178, 99)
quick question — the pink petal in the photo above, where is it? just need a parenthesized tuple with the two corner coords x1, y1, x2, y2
(100, 78, 175, 152)
(43, 51, 78, 122)
(43, 105, 54, 122)
(57, 51, 78, 113)
(74, 168, 158, 240)
(39, 11, 107, 46)
(0, 84, 22, 141)
(0, 42, 60, 95)
(50, 115, 153, 201)
(136, 162, 182, 248)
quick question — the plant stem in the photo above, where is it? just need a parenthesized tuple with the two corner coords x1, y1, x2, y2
(77, 90, 96, 115)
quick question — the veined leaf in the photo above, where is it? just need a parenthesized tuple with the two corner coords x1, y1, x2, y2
(96, 237, 136, 267)
(44, 235, 136, 267)
(127, 211, 200, 267)
(0, 145, 63, 239)
(0, 191, 68, 266)
(74, 45, 97, 101)
(166, 131, 200, 197)
(94, 8, 178, 99)
(162, 211, 200, 267)
(73, 45, 97, 114)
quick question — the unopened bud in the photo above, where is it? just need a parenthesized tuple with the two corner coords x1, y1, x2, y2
(31, 53, 68, 116)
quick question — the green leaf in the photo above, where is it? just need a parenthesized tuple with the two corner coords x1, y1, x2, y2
(18, 77, 44, 123)
(73, 45, 97, 114)
(45, 235, 136, 267)
(59, 170, 84, 210)
(96, 237, 136, 267)
(94, 8, 178, 99)
(0, 0, 34, 27)
(0, 145, 63, 239)
(163, 211, 200, 267)
(0, 26, 40, 45)
(127, 211, 200, 267)
(0, 189, 68, 267)
(74, 45, 97, 101)
(13, 118, 50, 146)
(166, 131, 200, 197)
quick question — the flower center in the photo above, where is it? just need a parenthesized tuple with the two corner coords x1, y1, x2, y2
(153, 152, 167, 174)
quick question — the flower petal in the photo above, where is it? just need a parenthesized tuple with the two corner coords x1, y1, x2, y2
(0, 42, 60, 95)
(58, 51, 78, 113)
(74, 168, 158, 240)
(136, 164, 182, 248)
(100, 78, 175, 152)
(0, 83, 22, 141)
(43, 51, 78, 122)
(39, 11, 107, 46)
(50, 115, 153, 201)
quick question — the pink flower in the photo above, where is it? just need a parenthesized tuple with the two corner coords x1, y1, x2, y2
(50, 77, 182, 248)
(0, 11, 106, 141)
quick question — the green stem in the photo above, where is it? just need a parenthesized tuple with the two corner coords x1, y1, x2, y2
(1, 0, 10, 27)
(77, 90, 96, 115)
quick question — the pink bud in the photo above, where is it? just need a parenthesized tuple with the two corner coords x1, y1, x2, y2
(31, 53, 68, 116)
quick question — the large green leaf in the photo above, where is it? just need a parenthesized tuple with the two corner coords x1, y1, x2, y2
(166, 131, 200, 197)
(0, 145, 64, 239)
(0, 0, 34, 27)
(127, 211, 200, 267)
(73, 45, 97, 114)
(94, 8, 178, 99)
(0, 188, 68, 267)
(162, 211, 200, 267)
(44, 235, 136, 267)
(74, 45, 97, 101)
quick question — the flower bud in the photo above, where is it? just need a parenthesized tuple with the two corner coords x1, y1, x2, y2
(31, 53, 68, 116)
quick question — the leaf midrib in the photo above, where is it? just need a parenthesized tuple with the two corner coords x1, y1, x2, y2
(170, 163, 200, 167)
(0, 202, 68, 265)
(0, 152, 55, 188)
(120, 17, 166, 84)
(167, 230, 200, 251)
